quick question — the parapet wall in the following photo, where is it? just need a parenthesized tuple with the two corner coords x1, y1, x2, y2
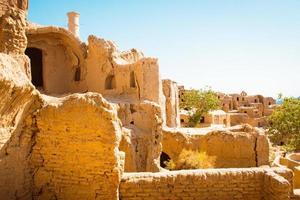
(120, 168, 291, 200)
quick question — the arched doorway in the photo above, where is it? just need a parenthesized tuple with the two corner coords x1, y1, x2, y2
(25, 48, 43, 88)
(160, 152, 171, 168)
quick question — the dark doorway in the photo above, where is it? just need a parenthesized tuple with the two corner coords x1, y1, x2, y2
(105, 75, 116, 90)
(160, 152, 171, 168)
(200, 117, 205, 123)
(25, 48, 43, 88)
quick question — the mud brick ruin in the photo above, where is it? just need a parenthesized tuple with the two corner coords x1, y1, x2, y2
(0, 1, 299, 199)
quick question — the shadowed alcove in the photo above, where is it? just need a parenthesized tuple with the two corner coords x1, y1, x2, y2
(25, 47, 43, 88)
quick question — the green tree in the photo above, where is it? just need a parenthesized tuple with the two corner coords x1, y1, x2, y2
(268, 97, 300, 150)
(180, 87, 220, 127)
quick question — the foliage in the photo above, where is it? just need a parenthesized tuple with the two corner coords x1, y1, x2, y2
(180, 87, 220, 127)
(164, 149, 216, 170)
(164, 159, 176, 170)
(268, 97, 300, 151)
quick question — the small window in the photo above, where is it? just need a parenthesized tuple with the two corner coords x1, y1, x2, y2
(105, 75, 116, 90)
(242, 97, 245, 101)
(180, 119, 184, 123)
(200, 117, 205, 123)
(254, 99, 257, 103)
(74, 67, 81, 82)
(130, 71, 136, 88)
(268, 102, 271, 105)
(237, 97, 239, 101)
(17, 0, 23, 9)
(244, 111, 247, 114)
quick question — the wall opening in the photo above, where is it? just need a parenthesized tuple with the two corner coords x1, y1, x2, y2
(105, 75, 116, 90)
(25, 47, 43, 88)
(74, 67, 81, 82)
(17, 0, 23, 9)
(160, 152, 171, 168)
(130, 71, 136, 88)
(200, 117, 205, 123)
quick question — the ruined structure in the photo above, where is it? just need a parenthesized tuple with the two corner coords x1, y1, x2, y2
(162, 125, 269, 168)
(1, 1, 300, 199)
(179, 87, 277, 128)
(218, 91, 277, 127)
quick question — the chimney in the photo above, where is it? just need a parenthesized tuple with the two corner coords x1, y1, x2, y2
(67, 11, 80, 38)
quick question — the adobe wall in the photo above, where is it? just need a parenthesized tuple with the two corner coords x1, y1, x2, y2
(229, 113, 249, 126)
(85, 35, 161, 103)
(118, 101, 162, 172)
(0, 0, 28, 54)
(0, 53, 41, 200)
(26, 27, 87, 94)
(120, 168, 291, 200)
(30, 93, 124, 200)
(162, 125, 269, 168)
(162, 79, 180, 128)
(0, 53, 125, 199)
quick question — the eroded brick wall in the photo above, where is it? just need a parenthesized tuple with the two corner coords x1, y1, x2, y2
(120, 168, 291, 200)
(162, 79, 180, 128)
(264, 171, 290, 200)
(30, 93, 124, 200)
(0, 0, 28, 54)
(0, 53, 40, 200)
(162, 126, 269, 168)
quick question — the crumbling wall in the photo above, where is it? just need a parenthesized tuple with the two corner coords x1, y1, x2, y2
(0, 0, 30, 78)
(85, 35, 160, 103)
(30, 93, 124, 200)
(26, 27, 87, 94)
(0, 52, 125, 200)
(162, 79, 180, 128)
(118, 101, 162, 172)
(120, 168, 291, 200)
(0, 0, 28, 54)
(264, 171, 291, 200)
(0, 53, 41, 200)
(162, 125, 269, 168)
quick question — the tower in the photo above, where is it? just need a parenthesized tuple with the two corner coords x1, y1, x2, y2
(67, 11, 80, 38)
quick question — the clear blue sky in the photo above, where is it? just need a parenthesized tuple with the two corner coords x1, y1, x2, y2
(28, 0, 300, 98)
